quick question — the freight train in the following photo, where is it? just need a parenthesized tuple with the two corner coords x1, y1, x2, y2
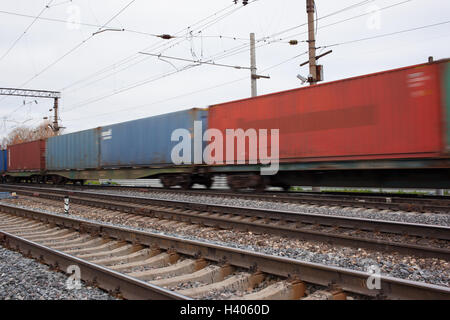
(2, 59, 449, 190)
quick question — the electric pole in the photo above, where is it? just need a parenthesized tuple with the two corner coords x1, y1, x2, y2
(250, 33, 257, 97)
(307, 0, 320, 192)
(249, 33, 270, 98)
(306, 0, 317, 85)
(53, 97, 60, 133)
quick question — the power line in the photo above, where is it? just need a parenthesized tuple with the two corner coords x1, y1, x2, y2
(62, 0, 418, 111)
(63, 39, 261, 110)
(213, 0, 413, 62)
(63, 15, 447, 116)
(204, 0, 413, 67)
(320, 20, 450, 49)
(1, 0, 139, 117)
(60, 1, 257, 93)
(94, 0, 138, 32)
(62, 0, 394, 111)
(0, 8, 163, 38)
(138, 52, 252, 70)
(258, 0, 376, 42)
(275, 0, 414, 43)
(65, 51, 309, 123)
(64, 65, 201, 112)
(0, 0, 55, 64)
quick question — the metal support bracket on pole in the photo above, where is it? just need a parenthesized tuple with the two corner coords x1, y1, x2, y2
(0, 87, 62, 133)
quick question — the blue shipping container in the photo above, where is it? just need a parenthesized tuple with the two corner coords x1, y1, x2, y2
(46, 128, 100, 170)
(0, 150, 7, 172)
(100, 108, 208, 167)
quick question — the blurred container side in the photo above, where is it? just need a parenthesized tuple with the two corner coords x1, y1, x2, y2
(444, 61, 450, 152)
(46, 128, 100, 170)
(100, 108, 208, 167)
(8, 140, 46, 172)
(0, 150, 7, 172)
(209, 60, 449, 164)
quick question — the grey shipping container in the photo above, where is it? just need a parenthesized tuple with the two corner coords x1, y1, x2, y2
(46, 128, 100, 170)
(100, 108, 208, 168)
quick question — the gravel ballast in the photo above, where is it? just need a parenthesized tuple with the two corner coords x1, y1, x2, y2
(84, 189, 450, 227)
(0, 246, 116, 300)
(2, 197, 449, 288)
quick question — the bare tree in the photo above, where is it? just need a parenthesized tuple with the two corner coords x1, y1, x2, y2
(2, 120, 62, 148)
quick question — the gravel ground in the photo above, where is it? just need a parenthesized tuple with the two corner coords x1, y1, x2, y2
(2, 197, 449, 288)
(83, 189, 450, 227)
(0, 246, 117, 300)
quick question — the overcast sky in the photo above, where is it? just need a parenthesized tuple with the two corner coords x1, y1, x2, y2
(0, 0, 449, 138)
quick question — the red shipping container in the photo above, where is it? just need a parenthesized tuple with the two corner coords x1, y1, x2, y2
(208, 61, 447, 164)
(8, 140, 46, 171)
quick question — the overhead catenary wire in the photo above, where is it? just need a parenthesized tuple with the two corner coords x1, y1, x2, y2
(1, 0, 139, 117)
(1, 0, 429, 130)
(0, 9, 170, 38)
(64, 64, 201, 112)
(188, 0, 412, 73)
(0, 0, 55, 64)
(61, 0, 420, 112)
(210, 0, 413, 61)
(258, 0, 376, 42)
(273, 0, 414, 44)
(138, 52, 252, 70)
(63, 13, 447, 116)
(64, 39, 264, 110)
(319, 20, 450, 49)
(60, 1, 258, 93)
(62, 0, 406, 95)
(65, 50, 310, 123)
(62, 4, 255, 93)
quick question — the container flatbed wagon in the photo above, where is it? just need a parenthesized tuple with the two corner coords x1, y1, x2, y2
(6, 140, 46, 182)
(2, 60, 449, 189)
(44, 109, 209, 187)
(208, 59, 450, 189)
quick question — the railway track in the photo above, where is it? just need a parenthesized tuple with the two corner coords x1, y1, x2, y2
(3, 183, 449, 213)
(0, 203, 449, 300)
(1, 185, 449, 261)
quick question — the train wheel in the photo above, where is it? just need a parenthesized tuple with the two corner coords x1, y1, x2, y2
(180, 178, 193, 190)
(160, 176, 173, 188)
(255, 180, 267, 192)
(204, 179, 213, 189)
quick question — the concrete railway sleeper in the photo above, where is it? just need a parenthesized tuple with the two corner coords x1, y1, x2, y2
(1, 188, 449, 261)
(0, 211, 346, 300)
(2, 183, 449, 214)
(0, 204, 449, 300)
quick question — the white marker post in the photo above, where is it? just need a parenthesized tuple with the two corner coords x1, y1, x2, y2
(64, 196, 70, 215)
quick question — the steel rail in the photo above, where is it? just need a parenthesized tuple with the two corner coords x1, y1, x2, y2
(2, 183, 449, 213)
(0, 230, 189, 300)
(2, 187, 449, 260)
(2, 185, 448, 241)
(0, 203, 449, 300)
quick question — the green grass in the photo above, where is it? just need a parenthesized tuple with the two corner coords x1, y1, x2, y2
(86, 180, 100, 185)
